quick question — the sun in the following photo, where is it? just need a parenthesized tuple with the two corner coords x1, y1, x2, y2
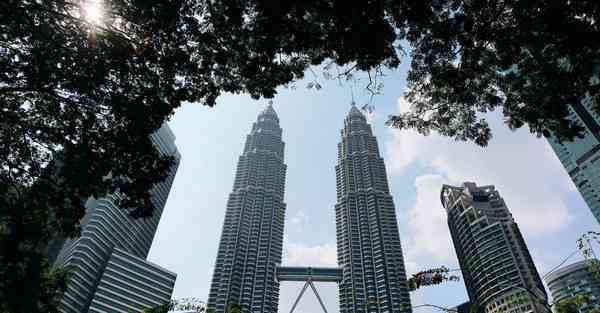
(82, 0, 104, 25)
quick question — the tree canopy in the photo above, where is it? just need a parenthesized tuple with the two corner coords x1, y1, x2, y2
(2, 0, 599, 312)
(387, 0, 600, 146)
(407, 266, 460, 292)
(554, 295, 599, 313)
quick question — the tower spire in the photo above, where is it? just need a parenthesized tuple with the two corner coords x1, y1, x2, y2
(262, 100, 277, 116)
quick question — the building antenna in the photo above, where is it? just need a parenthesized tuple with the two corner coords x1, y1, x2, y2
(350, 85, 356, 107)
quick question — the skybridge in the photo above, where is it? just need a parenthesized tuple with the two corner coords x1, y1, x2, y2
(276, 266, 343, 313)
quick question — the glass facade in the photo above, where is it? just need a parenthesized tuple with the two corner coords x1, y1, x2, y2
(335, 105, 412, 313)
(441, 183, 548, 313)
(87, 248, 176, 312)
(545, 260, 600, 313)
(53, 124, 180, 313)
(207, 104, 286, 313)
(547, 99, 600, 224)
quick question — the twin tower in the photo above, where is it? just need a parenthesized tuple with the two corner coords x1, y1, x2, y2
(207, 104, 412, 313)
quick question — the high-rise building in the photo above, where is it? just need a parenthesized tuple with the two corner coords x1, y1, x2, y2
(545, 260, 600, 313)
(207, 104, 286, 313)
(335, 105, 412, 313)
(441, 182, 548, 313)
(53, 124, 180, 313)
(86, 247, 177, 312)
(547, 100, 600, 223)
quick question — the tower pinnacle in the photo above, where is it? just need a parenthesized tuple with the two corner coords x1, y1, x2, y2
(348, 103, 363, 117)
(262, 100, 277, 116)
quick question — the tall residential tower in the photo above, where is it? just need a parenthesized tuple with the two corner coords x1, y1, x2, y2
(441, 183, 548, 313)
(53, 124, 180, 313)
(335, 105, 412, 313)
(547, 100, 600, 223)
(207, 104, 286, 313)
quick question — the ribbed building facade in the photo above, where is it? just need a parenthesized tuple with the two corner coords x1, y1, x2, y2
(87, 247, 177, 312)
(335, 105, 411, 313)
(207, 104, 286, 313)
(53, 124, 180, 313)
(441, 183, 548, 313)
(547, 100, 600, 224)
(545, 260, 600, 313)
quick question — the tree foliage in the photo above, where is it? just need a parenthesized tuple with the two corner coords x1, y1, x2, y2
(554, 295, 594, 313)
(387, 0, 600, 146)
(227, 303, 241, 313)
(145, 298, 206, 313)
(577, 231, 600, 280)
(0, 0, 408, 311)
(407, 266, 460, 291)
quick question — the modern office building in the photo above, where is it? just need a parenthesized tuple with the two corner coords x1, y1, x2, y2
(334, 105, 412, 313)
(441, 183, 548, 313)
(53, 124, 180, 313)
(545, 260, 600, 313)
(87, 247, 177, 312)
(206, 104, 286, 313)
(547, 100, 600, 224)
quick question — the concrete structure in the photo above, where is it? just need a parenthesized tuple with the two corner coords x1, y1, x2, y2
(545, 260, 600, 313)
(441, 183, 548, 313)
(334, 105, 412, 313)
(53, 124, 180, 313)
(547, 100, 600, 224)
(206, 104, 286, 313)
(87, 247, 177, 312)
(276, 266, 343, 313)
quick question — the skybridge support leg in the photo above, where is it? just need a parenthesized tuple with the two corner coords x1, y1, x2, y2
(289, 281, 309, 313)
(288, 279, 329, 313)
(308, 280, 329, 313)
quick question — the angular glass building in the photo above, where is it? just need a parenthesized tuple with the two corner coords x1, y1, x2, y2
(441, 182, 548, 313)
(334, 105, 412, 313)
(545, 260, 600, 313)
(547, 100, 600, 224)
(87, 247, 177, 312)
(207, 104, 286, 313)
(53, 124, 180, 312)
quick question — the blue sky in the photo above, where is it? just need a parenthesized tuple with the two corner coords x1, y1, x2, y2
(147, 61, 600, 313)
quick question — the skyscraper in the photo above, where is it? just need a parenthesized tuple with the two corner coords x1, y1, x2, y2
(545, 260, 600, 313)
(547, 100, 600, 223)
(207, 104, 286, 313)
(53, 124, 180, 313)
(441, 182, 548, 313)
(335, 105, 412, 313)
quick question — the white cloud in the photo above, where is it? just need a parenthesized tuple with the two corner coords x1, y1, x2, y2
(289, 210, 309, 227)
(402, 174, 459, 263)
(386, 98, 573, 236)
(284, 241, 337, 267)
(397, 95, 413, 114)
(366, 110, 378, 124)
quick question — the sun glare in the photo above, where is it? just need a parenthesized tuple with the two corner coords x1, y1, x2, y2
(83, 0, 104, 25)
